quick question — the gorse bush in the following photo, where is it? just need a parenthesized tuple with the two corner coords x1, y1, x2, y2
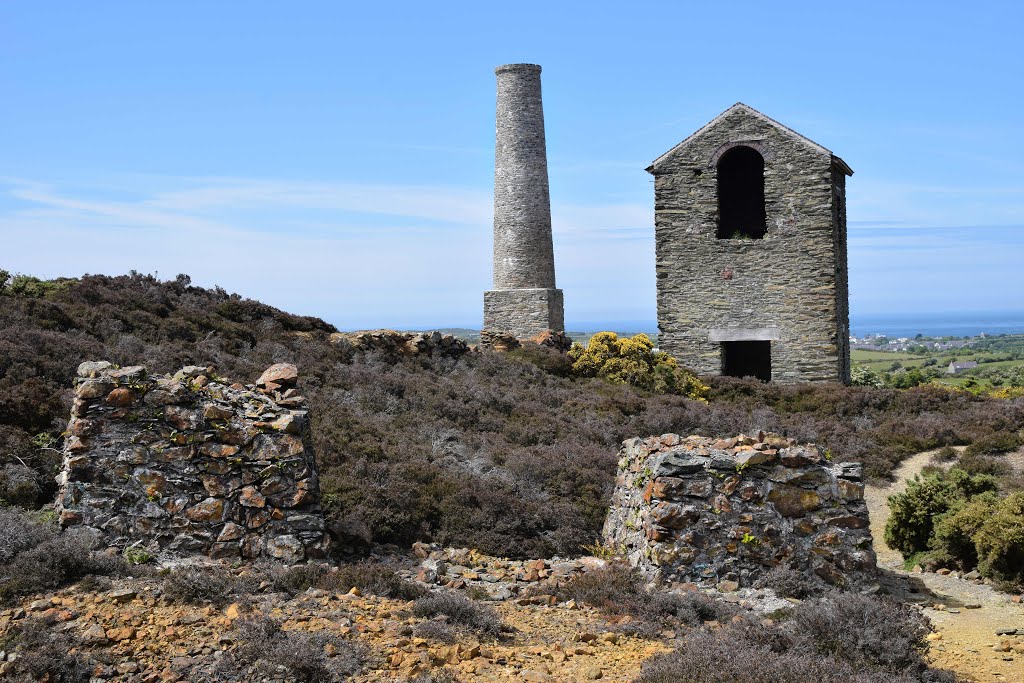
(972, 491, 1024, 587)
(885, 468, 998, 557)
(569, 332, 710, 400)
(885, 463, 1024, 588)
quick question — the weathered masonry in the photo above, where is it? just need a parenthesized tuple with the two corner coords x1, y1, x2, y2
(647, 103, 852, 383)
(483, 63, 565, 340)
(603, 433, 876, 588)
(55, 361, 330, 563)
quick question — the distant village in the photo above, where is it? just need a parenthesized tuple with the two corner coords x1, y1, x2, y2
(850, 334, 980, 353)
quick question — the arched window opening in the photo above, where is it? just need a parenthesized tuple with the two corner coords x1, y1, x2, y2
(716, 146, 767, 239)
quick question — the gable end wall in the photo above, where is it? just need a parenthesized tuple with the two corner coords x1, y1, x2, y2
(653, 109, 848, 383)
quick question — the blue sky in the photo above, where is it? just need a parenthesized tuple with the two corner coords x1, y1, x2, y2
(1, 1, 1022, 330)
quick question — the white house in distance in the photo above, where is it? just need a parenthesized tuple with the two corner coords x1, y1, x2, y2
(947, 360, 978, 374)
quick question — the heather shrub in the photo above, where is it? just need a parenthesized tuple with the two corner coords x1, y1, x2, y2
(753, 565, 826, 599)
(412, 592, 504, 638)
(229, 617, 364, 682)
(638, 593, 953, 683)
(0, 463, 42, 507)
(0, 505, 55, 562)
(412, 619, 457, 643)
(955, 451, 1013, 477)
(163, 566, 254, 607)
(0, 508, 132, 604)
(788, 593, 933, 673)
(265, 561, 425, 600)
(0, 618, 93, 683)
(545, 563, 736, 635)
(507, 342, 573, 376)
(963, 431, 1023, 456)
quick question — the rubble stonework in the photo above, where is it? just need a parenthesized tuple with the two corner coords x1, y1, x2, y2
(603, 433, 876, 588)
(483, 63, 565, 341)
(647, 103, 852, 383)
(330, 329, 470, 358)
(55, 361, 329, 563)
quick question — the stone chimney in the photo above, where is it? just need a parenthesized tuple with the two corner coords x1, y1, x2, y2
(483, 63, 564, 341)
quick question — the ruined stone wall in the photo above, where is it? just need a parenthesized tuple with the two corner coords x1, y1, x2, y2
(603, 433, 876, 588)
(650, 106, 849, 383)
(55, 361, 329, 563)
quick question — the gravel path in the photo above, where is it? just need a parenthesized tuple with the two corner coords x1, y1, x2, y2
(865, 448, 1024, 682)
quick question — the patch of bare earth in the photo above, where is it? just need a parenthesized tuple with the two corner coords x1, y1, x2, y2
(866, 448, 1024, 682)
(0, 581, 670, 682)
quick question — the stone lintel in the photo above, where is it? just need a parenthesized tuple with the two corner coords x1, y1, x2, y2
(708, 327, 781, 342)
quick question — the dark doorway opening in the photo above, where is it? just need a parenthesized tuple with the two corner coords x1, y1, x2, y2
(721, 341, 771, 381)
(717, 146, 767, 239)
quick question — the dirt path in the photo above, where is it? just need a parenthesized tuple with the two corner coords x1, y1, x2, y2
(865, 449, 1024, 681)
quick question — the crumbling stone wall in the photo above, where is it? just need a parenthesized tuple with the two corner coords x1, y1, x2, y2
(603, 433, 876, 588)
(647, 103, 852, 383)
(55, 361, 329, 563)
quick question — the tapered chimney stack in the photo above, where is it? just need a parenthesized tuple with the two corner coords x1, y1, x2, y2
(483, 63, 564, 340)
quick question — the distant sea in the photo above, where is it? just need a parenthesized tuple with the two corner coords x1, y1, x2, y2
(569, 313, 1024, 340)
(850, 312, 1024, 338)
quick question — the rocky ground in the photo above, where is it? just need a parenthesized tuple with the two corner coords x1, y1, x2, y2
(0, 564, 677, 682)
(5, 448, 1024, 682)
(865, 448, 1024, 682)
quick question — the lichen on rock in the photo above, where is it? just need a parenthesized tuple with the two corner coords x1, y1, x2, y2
(603, 432, 876, 588)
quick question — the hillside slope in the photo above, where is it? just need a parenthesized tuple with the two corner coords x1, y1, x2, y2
(2, 271, 1023, 558)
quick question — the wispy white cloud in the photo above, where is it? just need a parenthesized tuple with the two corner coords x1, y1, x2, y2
(0, 175, 656, 327)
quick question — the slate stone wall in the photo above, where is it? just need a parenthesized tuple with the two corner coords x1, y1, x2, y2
(55, 361, 329, 563)
(484, 63, 564, 340)
(650, 106, 850, 383)
(483, 288, 564, 340)
(603, 433, 876, 588)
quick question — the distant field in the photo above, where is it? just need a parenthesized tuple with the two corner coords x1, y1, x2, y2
(851, 344, 1024, 389)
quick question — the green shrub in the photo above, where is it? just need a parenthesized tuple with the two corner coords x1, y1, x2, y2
(929, 494, 998, 570)
(884, 468, 997, 557)
(568, 332, 709, 399)
(974, 492, 1024, 588)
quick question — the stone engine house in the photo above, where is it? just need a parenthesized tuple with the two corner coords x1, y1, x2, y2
(648, 103, 852, 384)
